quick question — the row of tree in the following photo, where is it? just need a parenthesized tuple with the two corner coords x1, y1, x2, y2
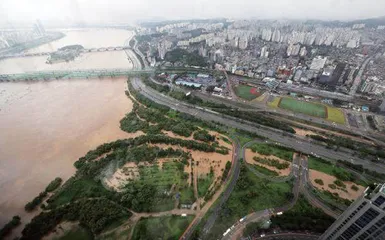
(0, 216, 21, 239)
(21, 198, 131, 240)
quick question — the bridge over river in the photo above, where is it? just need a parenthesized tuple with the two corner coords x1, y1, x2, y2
(0, 68, 153, 81)
(1, 46, 132, 59)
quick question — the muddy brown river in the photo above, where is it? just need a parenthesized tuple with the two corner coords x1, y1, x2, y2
(0, 77, 136, 228)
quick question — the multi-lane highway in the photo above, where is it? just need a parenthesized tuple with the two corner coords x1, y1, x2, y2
(131, 77, 385, 174)
(190, 90, 385, 147)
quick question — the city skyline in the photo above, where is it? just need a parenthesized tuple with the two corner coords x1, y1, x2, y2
(1, 0, 385, 27)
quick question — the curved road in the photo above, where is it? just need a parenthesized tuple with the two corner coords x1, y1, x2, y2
(222, 142, 301, 240)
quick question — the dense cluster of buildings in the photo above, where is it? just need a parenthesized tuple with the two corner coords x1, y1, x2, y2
(136, 19, 385, 104)
(0, 20, 46, 50)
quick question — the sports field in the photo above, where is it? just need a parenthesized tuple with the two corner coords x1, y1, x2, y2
(278, 97, 327, 118)
(267, 96, 281, 108)
(235, 85, 261, 100)
(326, 107, 346, 124)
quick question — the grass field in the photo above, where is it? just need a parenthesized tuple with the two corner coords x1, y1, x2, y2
(267, 96, 281, 108)
(198, 172, 214, 198)
(235, 85, 260, 100)
(206, 165, 292, 239)
(278, 97, 327, 118)
(308, 157, 340, 176)
(138, 161, 187, 188)
(179, 187, 195, 204)
(96, 228, 131, 240)
(55, 226, 93, 240)
(251, 164, 279, 176)
(132, 215, 194, 240)
(326, 107, 346, 124)
(248, 143, 293, 161)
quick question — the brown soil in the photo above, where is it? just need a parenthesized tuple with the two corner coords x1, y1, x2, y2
(42, 221, 79, 240)
(293, 127, 320, 137)
(309, 169, 365, 200)
(244, 149, 291, 176)
(288, 121, 374, 145)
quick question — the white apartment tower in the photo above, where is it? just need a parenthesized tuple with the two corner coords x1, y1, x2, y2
(320, 183, 385, 240)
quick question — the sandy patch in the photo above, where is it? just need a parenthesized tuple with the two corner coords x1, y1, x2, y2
(245, 149, 291, 176)
(207, 131, 233, 149)
(293, 127, 319, 137)
(103, 162, 141, 191)
(309, 169, 365, 200)
(163, 130, 194, 140)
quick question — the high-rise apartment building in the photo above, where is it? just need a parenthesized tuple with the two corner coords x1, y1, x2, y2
(320, 183, 385, 240)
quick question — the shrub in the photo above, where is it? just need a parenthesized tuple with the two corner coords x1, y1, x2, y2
(25, 191, 48, 212)
(334, 179, 346, 188)
(315, 179, 324, 185)
(45, 177, 62, 192)
(351, 185, 359, 191)
(328, 184, 337, 190)
(0, 216, 21, 238)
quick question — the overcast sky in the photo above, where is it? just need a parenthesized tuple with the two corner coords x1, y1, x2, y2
(1, 0, 385, 26)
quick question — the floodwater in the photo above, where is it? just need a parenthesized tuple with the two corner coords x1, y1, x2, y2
(0, 78, 136, 227)
(0, 51, 133, 74)
(25, 29, 133, 53)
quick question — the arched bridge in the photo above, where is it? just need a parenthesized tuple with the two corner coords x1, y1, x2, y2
(0, 68, 153, 81)
(1, 46, 131, 59)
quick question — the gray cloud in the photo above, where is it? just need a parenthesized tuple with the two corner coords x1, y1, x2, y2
(1, 0, 385, 26)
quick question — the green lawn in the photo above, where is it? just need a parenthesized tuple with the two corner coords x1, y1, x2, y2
(206, 165, 292, 239)
(251, 164, 279, 176)
(235, 85, 259, 100)
(179, 187, 196, 204)
(55, 226, 93, 240)
(132, 215, 194, 240)
(248, 143, 293, 161)
(96, 228, 131, 240)
(278, 97, 327, 118)
(198, 172, 214, 198)
(308, 156, 339, 176)
(138, 161, 187, 188)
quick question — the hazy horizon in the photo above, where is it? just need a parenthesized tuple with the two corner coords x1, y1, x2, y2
(1, 0, 385, 27)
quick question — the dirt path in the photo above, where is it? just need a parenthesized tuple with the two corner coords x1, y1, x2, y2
(193, 163, 200, 211)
